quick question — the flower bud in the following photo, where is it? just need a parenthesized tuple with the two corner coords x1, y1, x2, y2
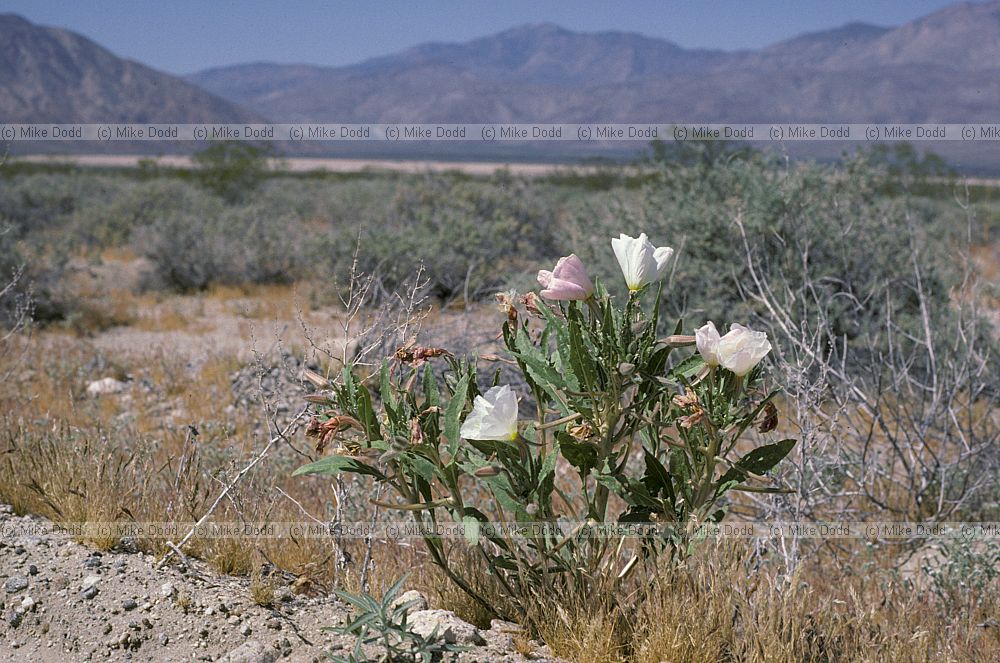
(473, 466, 502, 477)
(696, 321, 722, 367)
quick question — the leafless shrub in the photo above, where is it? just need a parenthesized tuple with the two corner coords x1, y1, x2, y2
(734, 193, 999, 567)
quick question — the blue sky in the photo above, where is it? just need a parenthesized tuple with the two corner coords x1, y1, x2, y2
(1, 1, 962, 74)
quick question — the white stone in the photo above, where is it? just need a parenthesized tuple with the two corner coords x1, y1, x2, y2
(391, 589, 428, 615)
(86, 377, 127, 396)
(408, 609, 485, 646)
(216, 639, 278, 663)
(81, 575, 100, 589)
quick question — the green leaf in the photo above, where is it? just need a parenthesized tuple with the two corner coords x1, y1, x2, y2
(355, 385, 380, 441)
(463, 515, 481, 546)
(669, 448, 693, 504)
(444, 374, 470, 457)
(670, 353, 706, 380)
(717, 438, 796, 488)
(642, 449, 675, 506)
(406, 453, 439, 485)
(567, 303, 599, 392)
(293, 455, 386, 480)
(556, 432, 598, 477)
(422, 364, 440, 409)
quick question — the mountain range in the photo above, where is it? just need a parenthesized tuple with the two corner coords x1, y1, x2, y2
(4, 2, 1000, 166)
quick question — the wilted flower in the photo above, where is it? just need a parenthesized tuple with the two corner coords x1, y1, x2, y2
(460, 385, 519, 441)
(394, 344, 451, 367)
(521, 291, 546, 317)
(495, 290, 519, 325)
(717, 323, 772, 376)
(305, 415, 364, 454)
(611, 233, 673, 291)
(696, 321, 722, 367)
(537, 254, 594, 301)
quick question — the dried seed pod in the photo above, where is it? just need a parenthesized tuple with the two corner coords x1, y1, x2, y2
(756, 401, 779, 433)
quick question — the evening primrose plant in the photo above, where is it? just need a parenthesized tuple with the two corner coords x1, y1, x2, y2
(294, 232, 796, 624)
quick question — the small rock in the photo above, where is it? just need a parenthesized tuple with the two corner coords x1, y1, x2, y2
(7, 611, 22, 628)
(19, 596, 35, 612)
(264, 617, 281, 630)
(102, 623, 112, 635)
(86, 377, 128, 396)
(81, 586, 99, 600)
(216, 640, 278, 663)
(240, 624, 252, 637)
(158, 633, 169, 646)
(81, 575, 100, 590)
(391, 590, 428, 615)
(408, 609, 485, 646)
(228, 615, 241, 625)
(123, 599, 138, 611)
(27, 565, 38, 576)
(82, 556, 102, 569)
(4, 575, 28, 594)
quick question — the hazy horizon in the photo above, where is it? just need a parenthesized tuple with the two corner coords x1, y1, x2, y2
(0, 0, 964, 75)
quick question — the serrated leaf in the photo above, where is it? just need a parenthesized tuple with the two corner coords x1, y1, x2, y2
(293, 455, 386, 480)
(671, 353, 706, 380)
(422, 364, 440, 408)
(444, 374, 470, 457)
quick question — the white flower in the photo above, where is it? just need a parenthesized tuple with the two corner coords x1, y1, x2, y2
(695, 321, 722, 367)
(611, 233, 673, 291)
(460, 385, 519, 441)
(716, 323, 771, 376)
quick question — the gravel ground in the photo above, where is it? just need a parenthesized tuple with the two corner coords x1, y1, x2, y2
(0, 505, 558, 662)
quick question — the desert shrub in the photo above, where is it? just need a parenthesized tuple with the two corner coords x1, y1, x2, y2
(251, 176, 400, 226)
(68, 178, 221, 248)
(0, 172, 94, 231)
(576, 152, 969, 373)
(192, 141, 272, 203)
(337, 174, 559, 300)
(141, 205, 303, 291)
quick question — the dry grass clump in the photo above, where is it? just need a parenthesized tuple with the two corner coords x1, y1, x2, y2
(514, 541, 1000, 663)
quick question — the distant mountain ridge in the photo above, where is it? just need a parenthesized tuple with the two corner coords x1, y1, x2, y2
(0, 13, 259, 124)
(5, 3, 1000, 167)
(186, 1, 1000, 125)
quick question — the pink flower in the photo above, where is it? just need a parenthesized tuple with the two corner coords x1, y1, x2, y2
(537, 254, 594, 301)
